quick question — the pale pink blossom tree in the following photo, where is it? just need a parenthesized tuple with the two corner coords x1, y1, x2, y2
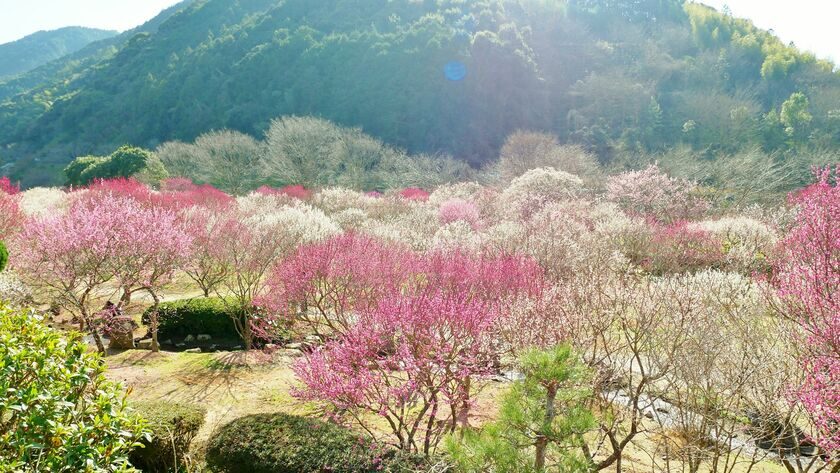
(606, 164, 709, 223)
(13, 195, 133, 352)
(438, 198, 481, 229)
(14, 193, 191, 352)
(104, 201, 192, 352)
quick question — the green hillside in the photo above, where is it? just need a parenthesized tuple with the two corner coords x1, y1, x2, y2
(1, 0, 838, 186)
(0, 27, 117, 80)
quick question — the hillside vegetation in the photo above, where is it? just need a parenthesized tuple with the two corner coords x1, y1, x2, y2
(1, 0, 838, 186)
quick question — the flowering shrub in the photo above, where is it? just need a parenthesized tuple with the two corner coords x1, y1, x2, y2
(438, 198, 481, 228)
(255, 184, 312, 200)
(644, 221, 725, 274)
(691, 217, 778, 273)
(606, 164, 709, 222)
(773, 166, 839, 454)
(500, 167, 583, 217)
(18, 187, 68, 216)
(0, 176, 20, 195)
(313, 187, 378, 214)
(428, 182, 484, 206)
(398, 187, 430, 201)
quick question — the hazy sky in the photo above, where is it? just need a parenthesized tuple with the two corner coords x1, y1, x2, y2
(0, 0, 182, 43)
(701, 0, 839, 63)
(0, 0, 837, 63)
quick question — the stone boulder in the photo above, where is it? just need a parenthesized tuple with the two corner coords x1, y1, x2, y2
(107, 315, 138, 350)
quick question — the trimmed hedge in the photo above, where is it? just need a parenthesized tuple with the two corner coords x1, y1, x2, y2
(0, 241, 7, 272)
(130, 401, 206, 472)
(142, 297, 242, 341)
(206, 413, 425, 473)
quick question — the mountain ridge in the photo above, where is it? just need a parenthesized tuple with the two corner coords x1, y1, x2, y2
(0, 26, 118, 80)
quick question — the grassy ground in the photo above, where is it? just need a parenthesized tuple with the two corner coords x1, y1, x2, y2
(103, 348, 791, 473)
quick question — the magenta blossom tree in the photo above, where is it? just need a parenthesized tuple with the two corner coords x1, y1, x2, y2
(774, 166, 839, 456)
(292, 247, 545, 454)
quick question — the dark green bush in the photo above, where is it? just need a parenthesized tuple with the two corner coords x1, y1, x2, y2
(206, 413, 419, 473)
(143, 297, 242, 341)
(130, 401, 206, 473)
(0, 241, 7, 272)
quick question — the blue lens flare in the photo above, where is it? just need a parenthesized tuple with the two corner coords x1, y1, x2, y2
(444, 61, 467, 81)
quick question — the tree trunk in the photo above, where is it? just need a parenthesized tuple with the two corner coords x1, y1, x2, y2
(149, 290, 161, 353)
(243, 318, 253, 350)
(83, 309, 106, 354)
(120, 286, 132, 305)
(457, 377, 471, 432)
(535, 383, 558, 472)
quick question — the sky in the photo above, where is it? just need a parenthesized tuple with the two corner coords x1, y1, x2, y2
(0, 0, 182, 43)
(701, 0, 839, 63)
(0, 0, 837, 64)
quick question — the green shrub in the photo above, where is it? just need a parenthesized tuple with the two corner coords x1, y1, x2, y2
(0, 304, 146, 471)
(129, 401, 206, 473)
(0, 241, 7, 272)
(143, 297, 242, 341)
(64, 145, 168, 186)
(206, 413, 412, 473)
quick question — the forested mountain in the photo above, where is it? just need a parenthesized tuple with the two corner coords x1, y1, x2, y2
(1, 0, 838, 186)
(0, 27, 117, 80)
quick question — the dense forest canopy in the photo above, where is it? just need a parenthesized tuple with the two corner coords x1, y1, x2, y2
(0, 27, 117, 80)
(0, 0, 838, 187)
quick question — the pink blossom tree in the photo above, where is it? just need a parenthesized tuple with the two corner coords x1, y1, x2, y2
(0, 191, 23, 241)
(438, 198, 481, 229)
(259, 233, 416, 337)
(292, 248, 545, 453)
(606, 164, 709, 223)
(14, 195, 133, 352)
(773, 166, 839, 457)
(399, 187, 430, 201)
(14, 194, 191, 352)
(106, 202, 192, 352)
(181, 206, 231, 297)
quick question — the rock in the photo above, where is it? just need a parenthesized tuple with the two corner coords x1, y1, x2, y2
(185, 348, 202, 354)
(175, 343, 186, 349)
(184, 335, 196, 343)
(280, 349, 303, 358)
(305, 335, 321, 343)
(162, 339, 173, 346)
(285, 342, 304, 350)
(107, 319, 137, 349)
(197, 334, 212, 341)
(137, 339, 153, 350)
